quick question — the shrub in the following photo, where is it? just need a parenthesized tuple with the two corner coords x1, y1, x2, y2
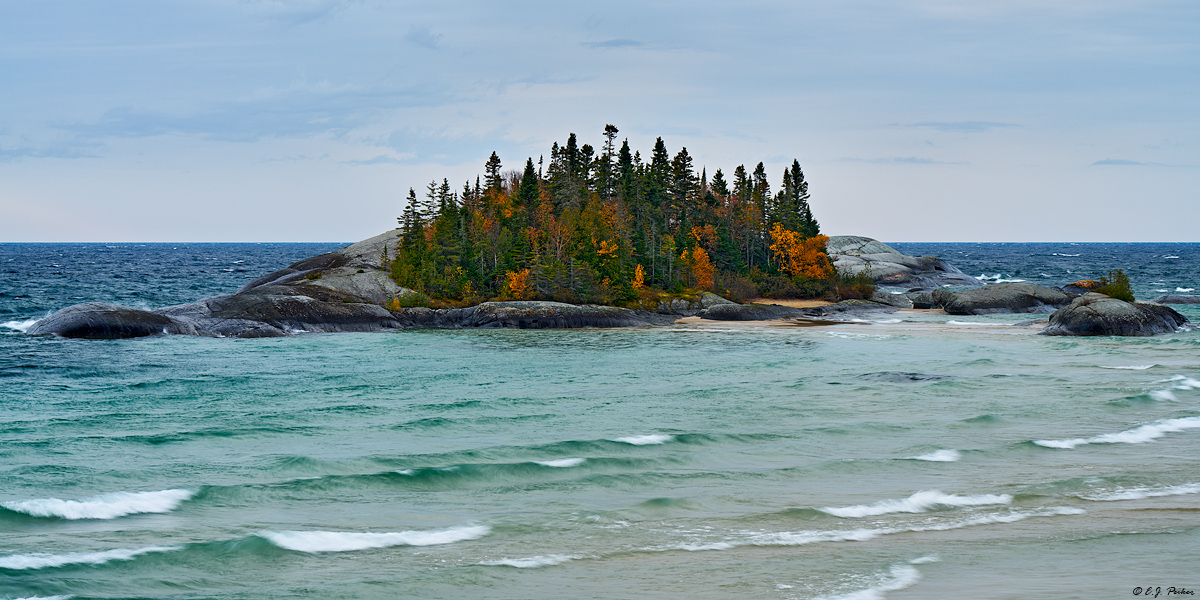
(1094, 269, 1135, 303)
(305, 271, 322, 280)
(385, 290, 432, 311)
(830, 268, 876, 301)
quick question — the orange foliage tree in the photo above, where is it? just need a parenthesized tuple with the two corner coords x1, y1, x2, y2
(769, 225, 831, 279)
(504, 269, 533, 300)
(631, 264, 645, 289)
(690, 247, 715, 290)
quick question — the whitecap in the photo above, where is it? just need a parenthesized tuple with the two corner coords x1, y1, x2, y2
(1079, 483, 1200, 501)
(909, 555, 940, 564)
(1150, 390, 1179, 402)
(260, 525, 489, 552)
(819, 490, 1011, 518)
(613, 434, 674, 445)
(815, 564, 922, 600)
(1, 489, 194, 520)
(480, 554, 583, 568)
(1155, 289, 1170, 293)
(0, 546, 180, 570)
(1164, 256, 1180, 259)
(750, 528, 882, 546)
(1033, 416, 1200, 449)
(2, 318, 41, 333)
(7, 595, 74, 600)
(1159, 375, 1200, 390)
(909, 450, 960, 462)
(1099, 365, 1155, 370)
(395, 469, 415, 475)
(535, 458, 586, 468)
(946, 320, 1006, 327)
(1177, 287, 1195, 293)
(1053, 253, 1081, 257)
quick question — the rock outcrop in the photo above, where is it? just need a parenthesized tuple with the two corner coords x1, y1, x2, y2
(930, 283, 1074, 315)
(1151, 294, 1200, 304)
(1041, 293, 1189, 336)
(825, 236, 979, 288)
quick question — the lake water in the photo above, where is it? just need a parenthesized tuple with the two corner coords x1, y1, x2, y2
(2, 242, 1198, 599)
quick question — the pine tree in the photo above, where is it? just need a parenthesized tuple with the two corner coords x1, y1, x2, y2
(485, 152, 503, 193)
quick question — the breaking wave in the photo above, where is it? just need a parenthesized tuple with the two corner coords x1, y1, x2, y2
(816, 564, 922, 600)
(480, 554, 583, 568)
(1033, 416, 1200, 448)
(818, 491, 1011, 518)
(613, 434, 674, 445)
(260, 525, 490, 553)
(1078, 483, 1200, 501)
(0, 545, 180, 570)
(1, 489, 194, 520)
(908, 450, 960, 462)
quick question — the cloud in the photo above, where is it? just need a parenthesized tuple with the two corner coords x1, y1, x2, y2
(241, 0, 359, 26)
(1092, 158, 1147, 166)
(838, 156, 962, 165)
(904, 121, 1019, 133)
(404, 25, 443, 50)
(343, 154, 406, 166)
(583, 39, 643, 48)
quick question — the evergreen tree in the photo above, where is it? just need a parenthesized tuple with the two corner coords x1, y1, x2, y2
(710, 168, 730, 197)
(485, 152, 503, 193)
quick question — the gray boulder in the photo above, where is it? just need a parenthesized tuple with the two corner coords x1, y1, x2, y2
(447, 301, 673, 328)
(826, 236, 979, 288)
(27, 302, 189, 339)
(800, 299, 900, 318)
(931, 283, 1073, 315)
(1041, 293, 1189, 336)
(697, 303, 808, 321)
(1151, 294, 1200, 304)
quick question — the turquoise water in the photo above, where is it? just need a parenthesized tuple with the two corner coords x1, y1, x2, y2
(2, 244, 1199, 599)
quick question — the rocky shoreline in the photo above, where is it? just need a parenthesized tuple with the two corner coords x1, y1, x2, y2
(26, 232, 1190, 339)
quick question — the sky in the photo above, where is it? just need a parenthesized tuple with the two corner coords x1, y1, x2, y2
(1, 1, 1197, 242)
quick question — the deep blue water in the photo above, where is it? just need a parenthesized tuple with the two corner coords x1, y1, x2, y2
(1, 242, 1198, 600)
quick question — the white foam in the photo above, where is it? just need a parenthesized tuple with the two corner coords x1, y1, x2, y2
(1160, 375, 1200, 390)
(910, 450, 960, 462)
(816, 564, 922, 600)
(614, 434, 674, 445)
(946, 320, 1006, 327)
(669, 542, 736, 551)
(1, 318, 40, 333)
(480, 554, 582, 568)
(1164, 256, 1180, 259)
(1053, 253, 1081, 257)
(751, 528, 882, 546)
(909, 555, 940, 564)
(1034, 416, 1200, 449)
(819, 491, 1011, 518)
(1079, 483, 1200, 501)
(1156, 289, 1170, 293)
(1177, 287, 1195, 292)
(1, 489, 194, 520)
(0, 546, 180, 570)
(1150, 390, 1179, 402)
(261, 525, 489, 552)
(535, 458, 586, 467)
(1100, 365, 1155, 370)
(395, 469, 415, 475)
(7, 596, 74, 600)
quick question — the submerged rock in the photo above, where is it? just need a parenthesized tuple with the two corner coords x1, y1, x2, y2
(697, 303, 808, 321)
(1151, 294, 1200, 304)
(825, 236, 979, 288)
(931, 283, 1073, 315)
(1041, 293, 1188, 336)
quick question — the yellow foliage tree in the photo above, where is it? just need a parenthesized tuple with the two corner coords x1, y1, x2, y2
(632, 264, 645, 289)
(769, 224, 831, 279)
(504, 269, 533, 300)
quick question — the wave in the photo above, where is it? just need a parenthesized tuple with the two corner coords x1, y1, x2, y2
(1, 318, 40, 333)
(613, 434, 674, 445)
(946, 320, 1006, 327)
(1158, 375, 1200, 389)
(535, 458, 586, 467)
(816, 564, 922, 600)
(1078, 483, 1200, 501)
(1052, 253, 1081, 257)
(819, 491, 1011, 518)
(6, 596, 74, 600)
(908, 450, 960, 462)
(1033, 416, 1200, 448)
(1, 489, 193, 520)
(0, 545, 180, 570)
(259, 524, 489, 553)
(1177, 287, 1195, 292)
(1099, 365, 1156, 370)
(480, 554, 583, 568)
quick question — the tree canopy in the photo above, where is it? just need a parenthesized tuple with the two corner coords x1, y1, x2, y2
(389, 127, 844, 306)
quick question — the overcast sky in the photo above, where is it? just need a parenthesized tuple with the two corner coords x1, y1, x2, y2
(2, 1, 1197, 242)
